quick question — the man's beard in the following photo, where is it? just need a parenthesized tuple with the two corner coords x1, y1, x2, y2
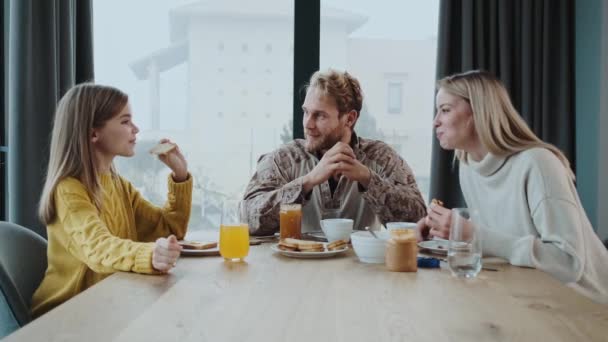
(305, 128, 344, 154)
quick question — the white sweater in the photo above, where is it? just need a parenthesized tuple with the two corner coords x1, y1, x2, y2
(460, 148, 608, 304)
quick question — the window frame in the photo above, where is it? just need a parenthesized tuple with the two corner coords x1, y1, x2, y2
(1, 0, 8, 221)
(293, 0, 320, 139)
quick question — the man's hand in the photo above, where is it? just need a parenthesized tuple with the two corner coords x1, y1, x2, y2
(333, 158, 371, 188)
(302, 142, 355, 193)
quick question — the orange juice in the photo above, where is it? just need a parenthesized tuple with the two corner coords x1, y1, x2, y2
(280, 204, 302, 239)
(219, 224, 250, 261)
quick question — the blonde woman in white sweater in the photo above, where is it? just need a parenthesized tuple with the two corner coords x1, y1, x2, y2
(416, 70, 608, 304)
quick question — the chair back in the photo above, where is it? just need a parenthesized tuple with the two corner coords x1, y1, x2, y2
(0, 221, 48, 328)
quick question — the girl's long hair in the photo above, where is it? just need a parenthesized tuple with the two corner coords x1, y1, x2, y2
(38, 83, 128, 224)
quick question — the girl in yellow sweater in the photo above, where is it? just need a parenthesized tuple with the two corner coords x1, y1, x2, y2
(31, 84, 193, 317)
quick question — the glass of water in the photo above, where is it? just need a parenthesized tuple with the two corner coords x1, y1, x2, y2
(448, 208, 482, 278)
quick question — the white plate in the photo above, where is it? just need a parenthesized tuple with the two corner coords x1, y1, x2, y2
(303, 230, 327, 241)
(180, 247, 220, 256)
(251, 233, 279, 241)
(270, 243, 348, 259)
(417, 239, 449, 255)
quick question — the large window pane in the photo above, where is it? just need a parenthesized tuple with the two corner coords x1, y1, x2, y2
(94, 0, 294, 230)
(320, 0, 439, 202)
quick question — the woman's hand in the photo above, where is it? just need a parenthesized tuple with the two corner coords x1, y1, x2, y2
(156, 139, 188, 182)
(425, 202, 452, 239)
(415, 202, 452, 241)
(415, 216, 430, 242)
(152, 235, 182, 273)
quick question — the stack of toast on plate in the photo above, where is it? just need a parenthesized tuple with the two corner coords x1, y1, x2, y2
(278, 238, 347, 252)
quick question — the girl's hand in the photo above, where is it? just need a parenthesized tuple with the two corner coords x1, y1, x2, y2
(152, 235, 182, 273)
(156, 139, 188, 182)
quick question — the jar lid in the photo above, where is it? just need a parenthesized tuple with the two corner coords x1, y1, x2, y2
(388, 236, 416, 244)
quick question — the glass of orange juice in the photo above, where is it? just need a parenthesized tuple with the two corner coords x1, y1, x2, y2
(220, 200, 249, 262)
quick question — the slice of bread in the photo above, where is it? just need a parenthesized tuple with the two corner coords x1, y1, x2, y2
(283, 238, 307, 245)
(326, 239, 347, 250)
(149, 142, 177, 155)
(278, 239, 299, 249)
(284, 238, 324, 250)
(299, 247, 325, 253)
(298, 244, 324, 251)
(280, 238, 325, 252)
(278, 244, 298, 251)
(178, 241, 217, 250)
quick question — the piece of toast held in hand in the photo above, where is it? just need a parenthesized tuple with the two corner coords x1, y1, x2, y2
(149, 142, 177, 155)
(431, 198, 444, 207)
(178, 241, 217, 250)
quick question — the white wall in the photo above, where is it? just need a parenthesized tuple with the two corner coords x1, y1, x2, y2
(598, 2, 608, 240)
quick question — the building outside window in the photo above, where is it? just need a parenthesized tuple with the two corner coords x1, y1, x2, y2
(387, 81, 403, 114)
(94, 0, 439, 229)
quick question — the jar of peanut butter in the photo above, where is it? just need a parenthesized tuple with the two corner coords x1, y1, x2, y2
(385, 236, 418, 272)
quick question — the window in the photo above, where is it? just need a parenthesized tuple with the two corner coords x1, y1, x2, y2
(94, 0, 294, 230)
(320, 0, 439, 202)
(387, 81, 403, 114)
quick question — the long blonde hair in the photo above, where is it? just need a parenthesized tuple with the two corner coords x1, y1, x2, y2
(437, 70, 574, 180)
(38, 83, 129, 224)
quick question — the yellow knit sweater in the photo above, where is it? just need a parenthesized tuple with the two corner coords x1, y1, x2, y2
(31, 172, 193, 318)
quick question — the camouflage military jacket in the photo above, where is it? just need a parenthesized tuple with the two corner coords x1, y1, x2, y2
(243, 135, 426, 235)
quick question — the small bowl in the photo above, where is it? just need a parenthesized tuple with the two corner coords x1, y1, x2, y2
(385, 222, 417, 231)
(350, 230, 390, 264)
(320, 219, 353, 242)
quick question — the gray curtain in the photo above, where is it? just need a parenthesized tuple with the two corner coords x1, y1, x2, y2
(7, 0, 94, 237)
(430, 0, 575, 208)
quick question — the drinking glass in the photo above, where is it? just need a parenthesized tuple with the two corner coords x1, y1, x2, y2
(219, 200, 249, 262)
(280, 203, 302, 239)
(448, 208, 482, 278)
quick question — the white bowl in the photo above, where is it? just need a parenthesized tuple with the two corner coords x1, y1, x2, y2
(320, 219, 354, 242)
(385, 222, 417, 231)
(350, 230, 390, 264)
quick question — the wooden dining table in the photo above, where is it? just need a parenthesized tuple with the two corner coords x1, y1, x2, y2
(4, 232, 608, 342)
